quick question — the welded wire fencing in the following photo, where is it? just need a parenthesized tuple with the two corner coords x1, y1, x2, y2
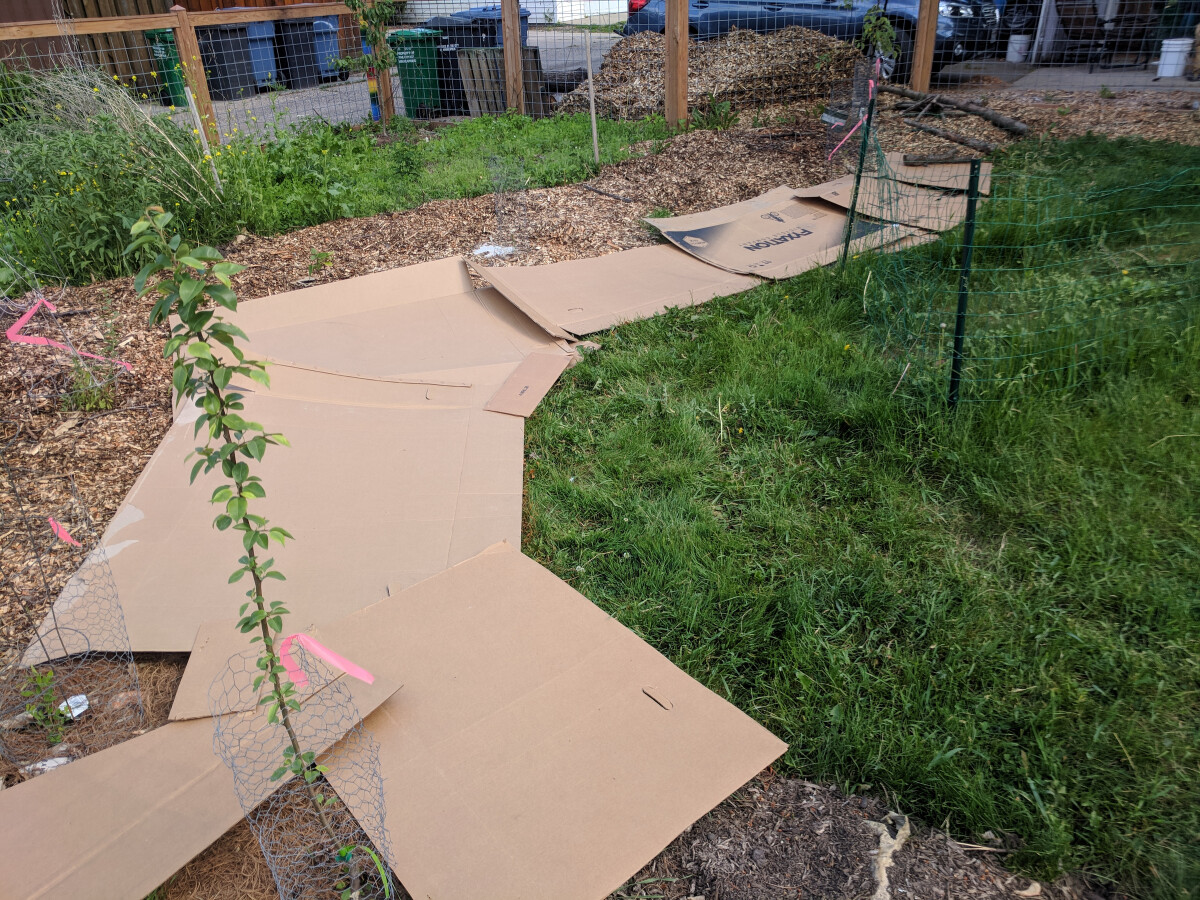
(860, 132, 1200, 401)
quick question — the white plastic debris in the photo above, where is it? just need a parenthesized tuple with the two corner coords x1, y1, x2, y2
(473, 244, 517, 259)
(58, 694, 90, 720)
(20, 756, 72, 776)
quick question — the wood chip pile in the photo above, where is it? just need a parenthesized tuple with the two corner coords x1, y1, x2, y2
(558, 28, 863, 120)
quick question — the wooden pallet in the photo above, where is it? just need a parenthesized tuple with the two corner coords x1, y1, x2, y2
(456, 46, 551, 118)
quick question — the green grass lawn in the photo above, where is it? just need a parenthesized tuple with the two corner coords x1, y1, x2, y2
(523, 137, 1200, 898)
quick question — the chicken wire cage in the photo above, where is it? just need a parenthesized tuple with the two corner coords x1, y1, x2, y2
(2, 288, 128, 414)
(0, 464, 142, 778)
(210, 646, 396, 900)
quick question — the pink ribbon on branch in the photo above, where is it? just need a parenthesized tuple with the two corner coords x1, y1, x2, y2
(48, 516, 82, 547)
(6, 296, 132, 372)
(278, 633, 374, 689)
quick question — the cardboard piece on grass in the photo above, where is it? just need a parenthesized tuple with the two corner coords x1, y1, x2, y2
(644, 189, 910, 280)
(322, 542, 788, 900)
(33, 381, 526, 653)
(468, 245, 759, 338)
(0, 670, 402, 900)
(883, 151, 993, 195)
(795, 176, 970, 232)
(485, 351, 577, 418)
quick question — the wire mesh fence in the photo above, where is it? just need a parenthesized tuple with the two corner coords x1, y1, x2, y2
(210, 646, 396, 900)
(859, 127, 1200, 401)
(0, 463, 142, 779)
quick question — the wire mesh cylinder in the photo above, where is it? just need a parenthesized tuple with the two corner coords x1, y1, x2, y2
(209, 646, 396, 900)
(0, 467, 142, 775)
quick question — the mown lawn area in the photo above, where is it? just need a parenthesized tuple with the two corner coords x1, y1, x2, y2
(523, 137, 1200, 898)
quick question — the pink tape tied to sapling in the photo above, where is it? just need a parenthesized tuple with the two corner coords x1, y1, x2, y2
(278, 633, 375, 689)
(7, 296, 132, 372)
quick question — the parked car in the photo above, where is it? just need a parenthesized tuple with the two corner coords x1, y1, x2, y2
(622, 0, 1002, 80)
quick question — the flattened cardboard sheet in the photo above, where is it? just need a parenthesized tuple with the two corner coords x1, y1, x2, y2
(485, 351, 575, 418)
(645, 189, 916, 280)
(36, 385, 525, 653)
(0, 672, 401, 900)
(469, 245, 759, 337)
(222, 257, 567, 384)
(883, 152, 993, 195)
(796, 176, 969, 232)
(325, 543, 789, 900)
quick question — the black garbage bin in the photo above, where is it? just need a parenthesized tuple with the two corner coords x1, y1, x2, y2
(423, 16, 491, 115)
(276, 19, 320, 89)
(197, 23, 259, 100)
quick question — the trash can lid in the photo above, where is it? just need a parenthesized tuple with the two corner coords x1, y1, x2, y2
(387, 27, 443, 40)
(423, 16, 483, 27)
(450, 5, 530, 20)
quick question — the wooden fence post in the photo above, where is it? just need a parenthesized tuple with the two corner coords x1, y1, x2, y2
(170, 5, 219, 144)
(664, 0, 688, 128)
(373, 37, 396, 124)
(501, 0, 524, 114)
(910, 0, 938, 92)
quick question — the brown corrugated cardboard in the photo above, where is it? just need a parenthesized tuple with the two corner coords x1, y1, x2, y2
(32, 251, 589, 656)
(39, 389, 525, 653)
(469, 245, 759, 337)
(326, 542, 789, 900)
(7, 544, 785, 900)
(0, 671, 402, 900)
(883, 152, 993, 194)
(644, 190, 918, 280)
(485, 351, 576, 417)
(796, 176, 969, 232)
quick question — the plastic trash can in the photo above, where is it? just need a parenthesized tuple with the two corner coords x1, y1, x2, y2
(423, 17, 492, 115)
(276, 19, 320, 89)
(143, 28, 188, 108)
(450, 5, 530, 46)
(387, 28, 442, 118)
(313, 15, 346, 81)
(196, 23, 259, 101)
(217, 8, 278, 89)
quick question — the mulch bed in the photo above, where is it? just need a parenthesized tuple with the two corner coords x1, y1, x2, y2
(0, 87, 1184, 898)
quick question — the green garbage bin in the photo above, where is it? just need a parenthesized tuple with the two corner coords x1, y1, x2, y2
(143, 28, 188, 109)
(386, 28, 441, 119)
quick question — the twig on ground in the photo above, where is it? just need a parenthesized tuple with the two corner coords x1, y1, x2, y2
(902, 119, 1000, 154)
(882, 84, 1029, 135)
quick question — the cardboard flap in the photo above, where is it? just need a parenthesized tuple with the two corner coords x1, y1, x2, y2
(322, 544, 788, 900)
(796, 176, 970, 232)
(485, 351, 575, 418)
(883, 152, 993, 195)
(645, 190, 863, 280)
(471, 246, 758, 337)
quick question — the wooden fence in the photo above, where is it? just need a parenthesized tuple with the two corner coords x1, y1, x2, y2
(0, 0, 942, 132)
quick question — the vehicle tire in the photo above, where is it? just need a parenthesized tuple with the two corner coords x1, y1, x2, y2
(874, 22, 913, 83)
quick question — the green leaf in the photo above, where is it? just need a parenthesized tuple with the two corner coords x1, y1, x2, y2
(189, 342, 213, 361)
(215, 514, 233, 532)
(179, 277, 204, 304)
(205, 284, 238, 310)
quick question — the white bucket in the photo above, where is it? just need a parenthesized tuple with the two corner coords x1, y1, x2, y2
(1156, 38, 1194, 78)
(1006, 33, 1032, 63)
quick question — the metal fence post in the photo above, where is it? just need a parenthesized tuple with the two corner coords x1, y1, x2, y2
(948, 158, 982, 408)
(839, 91, 876, 271)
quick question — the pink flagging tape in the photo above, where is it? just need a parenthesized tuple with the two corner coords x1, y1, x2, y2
(278, 633, 374, 690)
(828, 70, 879, 161)
(6, 296, 132, 372)
(48, 516, 82, 547)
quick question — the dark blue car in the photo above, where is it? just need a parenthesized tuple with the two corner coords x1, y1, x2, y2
(622, 0, 1001, 80)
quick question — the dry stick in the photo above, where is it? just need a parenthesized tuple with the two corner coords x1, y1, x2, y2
(902, 118, 1000, 154)
(881, 83, 1028, 135)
